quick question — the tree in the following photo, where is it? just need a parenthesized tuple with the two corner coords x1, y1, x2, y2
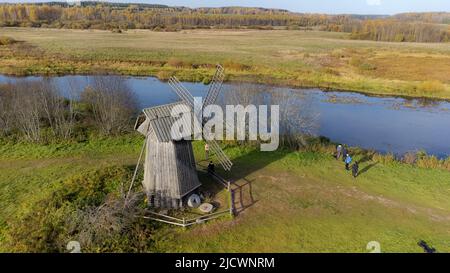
(0, 85, 14, 136)
(37, 79, 77, 139)
(11, 81, 42, 142)
(81, 76, 137, 135)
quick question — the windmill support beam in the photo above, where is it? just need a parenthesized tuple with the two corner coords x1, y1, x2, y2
(125, 135, 147, 205)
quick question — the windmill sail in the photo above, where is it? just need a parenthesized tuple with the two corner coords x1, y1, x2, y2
(207, 139, 233, 171)
(203, 64, 225, 108)
(168, 64, 232, 172)
(168, 77, 195, 108)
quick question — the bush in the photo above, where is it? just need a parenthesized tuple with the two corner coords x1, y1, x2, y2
(418, 80, 445, 94)
(81, 77, 137, 135)
(4, 166, 156, 253)
(156, 70, 174, 81)
(372, 153, 396, 165)
(415, 151, 444, 169)
(398, 151, 449, 171)
(0, 36, 17, 46)
(402, 152, 417, 165)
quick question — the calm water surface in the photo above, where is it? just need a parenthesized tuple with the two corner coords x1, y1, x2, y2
(1, 75, 449, 158)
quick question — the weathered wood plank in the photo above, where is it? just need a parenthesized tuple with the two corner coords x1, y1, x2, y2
(142, 133, 201, 208)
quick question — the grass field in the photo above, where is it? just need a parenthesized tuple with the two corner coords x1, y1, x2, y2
(1, 28, 450, 99)
(1, 136, 450, 252)
(1, 27, 450, 253)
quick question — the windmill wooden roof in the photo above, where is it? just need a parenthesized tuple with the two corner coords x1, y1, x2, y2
(142, 102, 194, 142)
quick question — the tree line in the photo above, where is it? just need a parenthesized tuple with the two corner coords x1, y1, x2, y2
(343, 19, 450, 43)
(393, 12, 450, 24)
(0, 3, 448, 42)
(0, 3, 345, 30)
(0, 77, 137, 143)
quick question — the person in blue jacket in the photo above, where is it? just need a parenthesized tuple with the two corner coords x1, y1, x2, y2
(345, 154, 352, 170)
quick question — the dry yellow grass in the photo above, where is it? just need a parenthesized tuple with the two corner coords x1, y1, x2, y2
(369, 55, 450, 83)
(1, 27, 449, 98)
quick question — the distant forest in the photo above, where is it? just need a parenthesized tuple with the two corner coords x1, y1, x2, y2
(0, 2, 449, 43)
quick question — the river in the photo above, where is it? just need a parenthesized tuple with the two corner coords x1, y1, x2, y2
(1, 74, 449, 158)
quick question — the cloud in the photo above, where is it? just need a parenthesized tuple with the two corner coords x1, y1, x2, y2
(366, 0, 382, 6)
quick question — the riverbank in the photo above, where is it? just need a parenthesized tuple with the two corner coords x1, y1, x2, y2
(1, 28, 449, 100)
(1, 136, 450, 252)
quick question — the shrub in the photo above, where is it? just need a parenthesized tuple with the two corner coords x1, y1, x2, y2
(416, 154, 442, 169)
(4, 166, 156, 253)
(372, 153, 396, 165)
(442, 158, 450, 170)
(0, 36, 17, 46)
(418, 80, 445, 94)
(156, 70, 174, 81)
(202, 76, 212, 85)
(402, 152, 417, 165)
(399, 151, 449, 170)
(80, 77, 137, 135)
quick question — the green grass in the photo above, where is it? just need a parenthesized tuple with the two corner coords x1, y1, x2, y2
(1, 28, 449, 99)
(1, 137, 450, 252)
(0, 138, 142, 248)
(159, 148, 450, 253)
(0, 135, 142, 159)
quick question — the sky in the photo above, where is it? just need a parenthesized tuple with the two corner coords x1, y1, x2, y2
(1, 0, 450, 15)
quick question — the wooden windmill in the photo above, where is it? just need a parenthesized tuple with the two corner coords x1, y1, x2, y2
(134, 65, 232, 209)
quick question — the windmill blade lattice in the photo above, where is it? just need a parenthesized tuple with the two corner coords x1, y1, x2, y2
(203, 64, 225, 108)
(167, 64, 232, 171)
(168, 77, 195, 109)
(207, 139, 233, 171)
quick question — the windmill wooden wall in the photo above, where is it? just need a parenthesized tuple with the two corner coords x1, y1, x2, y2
(138, 102, 201, 209)
(143, 135, 201, 208)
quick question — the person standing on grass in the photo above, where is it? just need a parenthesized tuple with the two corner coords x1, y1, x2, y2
(345, 154, 352, 170)
(205, 143, 210, 160)
(342, 146, 348, 162)
(207, 161, 215, 173)
(336, 144, 342, 160)
(352, 161, 359, 178)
